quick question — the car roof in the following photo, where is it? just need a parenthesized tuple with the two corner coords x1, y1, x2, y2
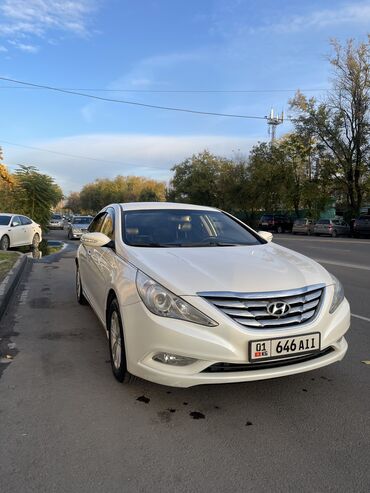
(118, 202, 218, 212)
(0, 212, 15, 216)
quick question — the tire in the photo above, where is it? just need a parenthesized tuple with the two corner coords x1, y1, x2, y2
(277, 226, 283, 234)
(315, 233, 320, 236)
(31, 233, 40, 249)
(331, 230, 337, 238)
(107, 298, 135, 384)
(0, 235, 10, 251)
(76, 265, 88, 305)
(68, 231, 73, 240)
(307, 229, 312, 236)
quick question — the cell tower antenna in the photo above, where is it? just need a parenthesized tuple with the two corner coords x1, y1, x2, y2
(267, 108, 284, 142)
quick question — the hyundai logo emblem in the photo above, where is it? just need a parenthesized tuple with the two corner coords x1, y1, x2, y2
(267, 301, 291, 318)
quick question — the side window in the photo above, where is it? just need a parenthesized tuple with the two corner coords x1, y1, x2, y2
(12, 216, 22, 227)
(20, 216, 32, 225)
(88, 213, 107, 233)
(100, 208, 115, 240)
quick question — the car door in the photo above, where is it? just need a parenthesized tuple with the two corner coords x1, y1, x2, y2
(20, 216, 34, 245)
(9, 216, 26, 246)
(87, 208, 117, 320)
(79, 212, 107, 307)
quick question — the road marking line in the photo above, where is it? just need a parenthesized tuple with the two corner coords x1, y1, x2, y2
(313, 258, 370, 271)
(276, 237, 369, 245)
(352, 314, 370, 322)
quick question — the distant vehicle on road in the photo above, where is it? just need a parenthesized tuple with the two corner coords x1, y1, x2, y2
(314, 219, 350, 237)
(68, 216, 93, 240)
(75, 202, 350, 388)
(353, 215, 370, 238)
(258, 213, 293, 233)
(0, 213, 42, 250)
(48, 213, 64, 230)
(292, 218, 314, 235)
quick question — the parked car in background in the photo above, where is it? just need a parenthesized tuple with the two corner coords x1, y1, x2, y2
(0, 213, 42, 250)
(75, 202, 350, 388)
(48, 213, 64, 230)
(68, 216, 93, 240)
(314, 219, 350, 237)
(353, 215, 370, 238)
(258, 214, 293, 233)
(292, 218, 314, 235)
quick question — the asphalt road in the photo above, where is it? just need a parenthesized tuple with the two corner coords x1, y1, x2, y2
(0, 230, 369, 493)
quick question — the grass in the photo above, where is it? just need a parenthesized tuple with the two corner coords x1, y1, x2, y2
(0, 252, 19, 283)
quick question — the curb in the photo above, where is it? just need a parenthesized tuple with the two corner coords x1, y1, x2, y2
(0, 253, 28, 321)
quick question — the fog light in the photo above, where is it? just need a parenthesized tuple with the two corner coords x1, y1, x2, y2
(153, 352, 197, 366)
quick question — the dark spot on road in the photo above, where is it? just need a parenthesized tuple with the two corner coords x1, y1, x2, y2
(320, 376, 333, 381)
(190, 411, 205, 420)
(30, 297, 52, 309)
(311, 378, 315, 381)
(105, 360, 111, 364)
(157, 411, 171, 423)
(137, 395, 150, 404)
(41, 287, 50, 292)
(214, 406, 220, 409)
(183, 402, 188, 406)
(245, 421, 253, 426)
(167, 408, 176, 413)
(166, 391, 172, 394)
(302, 388, 308, 392)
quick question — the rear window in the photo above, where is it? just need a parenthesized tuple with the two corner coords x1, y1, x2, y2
(260, 215, 273, 221)
(72, 217, 92, 224)
(294, 219, 306, 225)
(317, 219, 330, 224)
(0, 215, 11, 226)
(52, 214, 62, 220)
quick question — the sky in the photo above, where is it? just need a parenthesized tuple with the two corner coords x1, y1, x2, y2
(0, 0, 369, 193)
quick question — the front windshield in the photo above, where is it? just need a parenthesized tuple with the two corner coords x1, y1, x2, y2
(123, 209, 262, 247)
(0, 215, 11, 226)
(73, 217, 91, 224)
(52, 214, 62, 220)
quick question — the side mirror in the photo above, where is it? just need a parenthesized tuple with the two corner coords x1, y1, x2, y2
(80, 232, 113, 248)
(258, 230, 273, 243)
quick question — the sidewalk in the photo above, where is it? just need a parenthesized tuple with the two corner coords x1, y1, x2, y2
(0, 252, 28, 321)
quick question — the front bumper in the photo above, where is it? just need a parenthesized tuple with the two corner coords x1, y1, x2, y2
(120, 292, 350, 387)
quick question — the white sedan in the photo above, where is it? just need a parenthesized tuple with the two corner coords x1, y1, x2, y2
(76, 202, 350, 388)
(0, 213, 42, 250)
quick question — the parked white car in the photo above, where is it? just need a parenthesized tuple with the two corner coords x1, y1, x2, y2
(76, 203, 350, 388)
(0, 213, 42, 250)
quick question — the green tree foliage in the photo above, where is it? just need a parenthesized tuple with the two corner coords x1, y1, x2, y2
(0, 165, 63, 229)
(65, 192, 82, 213)
(79, 175, 166, 213)
(167, 150, 250, 211)
(290, 37, 370, 217)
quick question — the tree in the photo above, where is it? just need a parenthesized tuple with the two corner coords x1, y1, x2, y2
(65, 192, 82, 213)
(290, 37, 370, 217)
(79, 175, 166, 213)
(13, 166, 63, 229)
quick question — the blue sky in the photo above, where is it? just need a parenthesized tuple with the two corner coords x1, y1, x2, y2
(1, 0, 369, 193)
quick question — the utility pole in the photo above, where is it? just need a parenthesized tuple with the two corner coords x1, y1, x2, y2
(267, 108, 284, 143)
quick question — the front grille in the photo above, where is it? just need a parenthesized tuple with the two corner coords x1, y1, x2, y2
(200, 284, 325, 329)
(202, 346, 334, 372)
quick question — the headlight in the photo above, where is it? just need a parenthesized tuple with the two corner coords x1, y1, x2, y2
(329, 274, 344, 313)
(136, 271, 218, 326)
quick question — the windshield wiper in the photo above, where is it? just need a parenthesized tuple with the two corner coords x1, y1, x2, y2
(128, 242, 170, 248)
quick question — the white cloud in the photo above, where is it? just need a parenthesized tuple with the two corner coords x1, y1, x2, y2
(8, 40, 38, 53)
(5, 133, 259, 193)
(0, 0, 99, 50)
(265, 2, 370, 33)
(0, 44, 7, 52)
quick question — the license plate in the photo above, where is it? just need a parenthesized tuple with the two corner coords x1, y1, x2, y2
(249, 333, 321, 362)
(261, 222, 268, 226)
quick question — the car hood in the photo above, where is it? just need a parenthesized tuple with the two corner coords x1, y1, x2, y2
(125, 242, 333, 296)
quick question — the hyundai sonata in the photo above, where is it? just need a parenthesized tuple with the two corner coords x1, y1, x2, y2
(76, 203, 350, 387)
